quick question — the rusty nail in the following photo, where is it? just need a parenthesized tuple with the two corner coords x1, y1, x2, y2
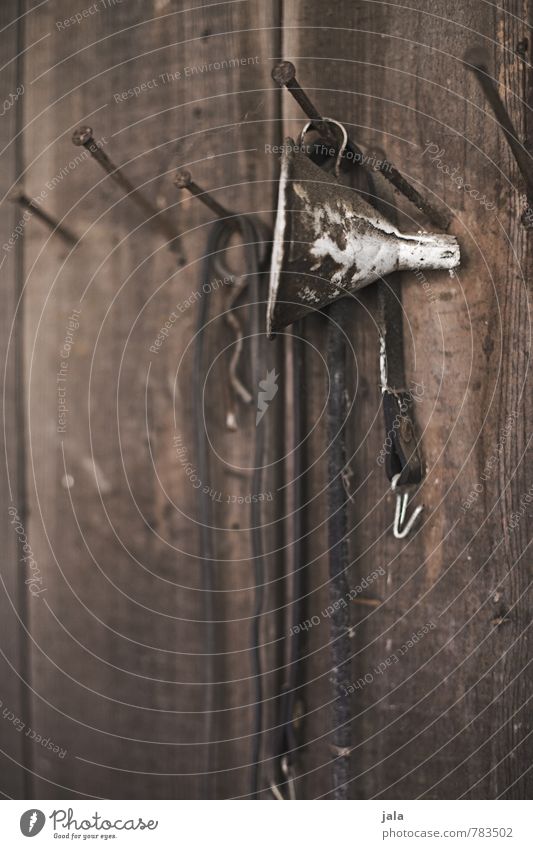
(10, 191, 77, 245)
(464, 47, 533, 221)
(272, 61, 332, 137)
(72, 125, 180, 248)
(174, 169, 235, 222)
(73, 125, 129, 182)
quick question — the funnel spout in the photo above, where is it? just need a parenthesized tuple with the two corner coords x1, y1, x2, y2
(397, 232, 460, 273)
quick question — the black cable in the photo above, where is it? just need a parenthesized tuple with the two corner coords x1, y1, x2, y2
(194, 215, 267, 799)
(194, 221, 230, 799)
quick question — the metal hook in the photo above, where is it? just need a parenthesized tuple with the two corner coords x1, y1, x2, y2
(270, 781, 285, 801)
(281, 755, 296, 800)
(270, 755, 297, 800)
(391, 473, 424, 539)
(212, 255, 253, 430)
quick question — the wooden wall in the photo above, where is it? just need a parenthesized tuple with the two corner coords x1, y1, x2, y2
(0, 0, 531, 799)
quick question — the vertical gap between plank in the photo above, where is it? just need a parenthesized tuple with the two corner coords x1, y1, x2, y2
(14, 0, 32, 800)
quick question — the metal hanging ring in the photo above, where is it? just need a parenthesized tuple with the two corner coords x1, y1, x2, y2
(297, 117, 348, 177)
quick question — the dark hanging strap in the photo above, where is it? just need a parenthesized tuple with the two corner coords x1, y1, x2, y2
(369, 153, 424, 489)
(272, 324, 305, 801)
(325, 301, 352, 798)
(301, 128, 354, 798)
(378, 278, 423, 487)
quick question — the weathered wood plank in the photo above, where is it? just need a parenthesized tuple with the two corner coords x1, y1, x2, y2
(0, 0, 30, 799)
(22, 0, 282, 799)
(283, 0, 533, 799)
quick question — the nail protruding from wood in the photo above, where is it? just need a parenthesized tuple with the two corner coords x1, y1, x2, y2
(271, 60, 326, 129)
(9, 191, 77, 245)
(72, 125, 181, 249)
(174, 168, 234, 221)
(464, 47, 533, 227)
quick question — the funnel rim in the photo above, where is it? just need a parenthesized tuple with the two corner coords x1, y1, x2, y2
(266, 143, 293, 338)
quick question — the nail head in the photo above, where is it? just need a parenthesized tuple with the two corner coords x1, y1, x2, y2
(8, 189, 24, 204)
(463, 46, 490, 72)
(272, 61, 296, 86)
(72, 126, 93, 146)
(175, 169, 193, 189)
